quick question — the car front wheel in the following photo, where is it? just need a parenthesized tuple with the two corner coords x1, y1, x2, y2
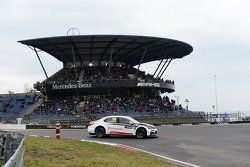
(136, 128, 146, 139)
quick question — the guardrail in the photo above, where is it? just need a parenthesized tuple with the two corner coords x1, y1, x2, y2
(0, 131, 25, 167)
(44, 78, 175, 85)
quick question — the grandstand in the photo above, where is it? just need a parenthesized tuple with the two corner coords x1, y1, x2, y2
(0, 93, 37, 122)
(10, 35, 204, 124)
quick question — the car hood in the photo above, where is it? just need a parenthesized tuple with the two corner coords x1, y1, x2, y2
(138, 123, 156, 128)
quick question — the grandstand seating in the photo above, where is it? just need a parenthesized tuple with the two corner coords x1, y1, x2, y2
(43, 66, 174, 84)
(0, 66, 202, 124)
(32, 97, 78, 116)
(0, 66, 203, 124)
(0, 94, 36, 120)
(45, 67, 80, 83)
(23, 93, 204, 123)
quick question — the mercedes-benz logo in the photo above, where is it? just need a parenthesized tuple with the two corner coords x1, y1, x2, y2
(40, 84, 46, 93)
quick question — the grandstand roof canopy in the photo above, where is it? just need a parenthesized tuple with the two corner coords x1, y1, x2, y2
(19, 35, 193, 66)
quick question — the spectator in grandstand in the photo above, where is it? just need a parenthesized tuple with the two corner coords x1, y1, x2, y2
(0, 94, 36, 120)
(33, 97, 79, 116)
(43, 66, 174, 85)
(81, 95, 170, 118)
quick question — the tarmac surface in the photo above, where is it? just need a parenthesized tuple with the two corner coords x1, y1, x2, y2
(18, 124, 250, 167)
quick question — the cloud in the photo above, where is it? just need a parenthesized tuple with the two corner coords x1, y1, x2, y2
(0, 0, 249, 115)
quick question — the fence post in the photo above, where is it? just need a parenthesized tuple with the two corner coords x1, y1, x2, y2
(56, 121, 61, 139)
(4, 133, 12, 163)
(0, 134, 6, 160)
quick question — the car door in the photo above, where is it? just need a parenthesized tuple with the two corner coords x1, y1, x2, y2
(115, 117, 135, 136)
(104, 117, 123, 134)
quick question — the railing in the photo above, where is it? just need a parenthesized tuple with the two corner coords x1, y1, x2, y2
(0, 131, 25, 167)
(43, 78, 175, 85)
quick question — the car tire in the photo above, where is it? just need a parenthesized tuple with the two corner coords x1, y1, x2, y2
(136, 128, 146, 139)
(95, 126, 105, 138)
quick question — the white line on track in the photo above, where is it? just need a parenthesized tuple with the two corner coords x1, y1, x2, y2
(126, 146, 200, 167)
(80, 139, 117, 146)
(29, 135, 38, 137)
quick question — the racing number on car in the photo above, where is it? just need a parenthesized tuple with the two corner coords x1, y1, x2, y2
(111, 117, 117, 123)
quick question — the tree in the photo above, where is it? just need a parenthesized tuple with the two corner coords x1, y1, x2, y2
(24, 84, 37, 93)
(8, 90, 14, 96)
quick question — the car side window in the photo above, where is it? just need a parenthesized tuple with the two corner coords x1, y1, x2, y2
(118, 118, 130, 124)
(104, 117, 116, 123)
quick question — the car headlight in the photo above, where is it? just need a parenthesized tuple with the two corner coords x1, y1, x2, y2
(146, 126, 155, 129)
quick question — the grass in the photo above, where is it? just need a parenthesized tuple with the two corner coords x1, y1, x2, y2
(25, 136, 181, 167)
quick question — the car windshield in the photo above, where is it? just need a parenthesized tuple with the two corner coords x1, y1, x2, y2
(129, 117, 140, 124)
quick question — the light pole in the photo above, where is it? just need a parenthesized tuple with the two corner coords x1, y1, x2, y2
(214, 75, 218, 115)
(174, 96, 179, 106)
(211, 105, 215, 122)
(184, 99, 189, 110)
(175, 95, 180, 123)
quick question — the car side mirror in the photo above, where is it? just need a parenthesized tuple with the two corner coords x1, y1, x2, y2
(129, 121, 134, 125)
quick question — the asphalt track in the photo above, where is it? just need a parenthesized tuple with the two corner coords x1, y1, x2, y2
(18, 124, 250, 167)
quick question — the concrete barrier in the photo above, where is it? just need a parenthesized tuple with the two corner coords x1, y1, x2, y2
(26, 124, 86, 129)
(0, 124, 26, 130)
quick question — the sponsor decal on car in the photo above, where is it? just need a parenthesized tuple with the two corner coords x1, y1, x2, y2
(109, 131, 134, 135)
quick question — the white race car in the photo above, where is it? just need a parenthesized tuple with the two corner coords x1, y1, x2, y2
(87, 116, 158, 138)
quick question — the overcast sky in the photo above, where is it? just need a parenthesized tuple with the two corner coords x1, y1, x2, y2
(0, 0, 250, 115)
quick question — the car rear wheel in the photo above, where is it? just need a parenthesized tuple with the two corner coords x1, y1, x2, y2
(136, 128, 146, 139)
(95, 127, 105, 138)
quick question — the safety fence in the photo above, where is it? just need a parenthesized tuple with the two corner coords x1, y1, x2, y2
(0, 131, 25, 167)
